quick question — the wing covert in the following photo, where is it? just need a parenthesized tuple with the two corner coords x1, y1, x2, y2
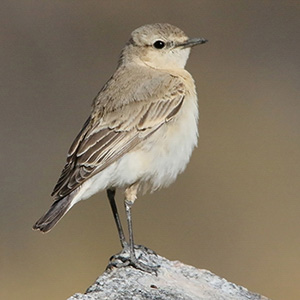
(52, 72, 186, 200)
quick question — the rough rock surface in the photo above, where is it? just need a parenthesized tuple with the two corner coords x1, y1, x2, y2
(68, 249, 270, 300)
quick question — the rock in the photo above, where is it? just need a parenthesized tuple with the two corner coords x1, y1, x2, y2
(68, 249, 270, 300)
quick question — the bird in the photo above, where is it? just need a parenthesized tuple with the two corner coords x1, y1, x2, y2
(33, 23, 207, 272)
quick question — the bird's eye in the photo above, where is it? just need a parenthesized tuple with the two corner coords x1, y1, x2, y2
(153, 40, 165, 49)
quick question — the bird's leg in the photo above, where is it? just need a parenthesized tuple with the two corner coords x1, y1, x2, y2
(106, 189, 126, 248)
(125, 198, 135, 259)
(123, 198, 158, 273)
(108, 184, 158, 273)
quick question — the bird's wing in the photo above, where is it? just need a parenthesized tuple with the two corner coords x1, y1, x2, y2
(51, 73, 186, 200)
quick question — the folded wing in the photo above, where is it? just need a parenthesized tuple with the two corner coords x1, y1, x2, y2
(51, 73, 185, 200)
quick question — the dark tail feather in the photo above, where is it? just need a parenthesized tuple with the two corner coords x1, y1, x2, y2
(33, 197, 72, 233)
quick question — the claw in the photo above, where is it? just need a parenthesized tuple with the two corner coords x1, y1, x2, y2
(128, 256, 158, 274)
(107, 244, 159, 274)
(134, 244, 157, 256)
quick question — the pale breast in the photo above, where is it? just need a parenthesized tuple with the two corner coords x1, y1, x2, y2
(78, 72, 199, 199)
(110, 71, 199, 193)
(140, 89, 198, 191)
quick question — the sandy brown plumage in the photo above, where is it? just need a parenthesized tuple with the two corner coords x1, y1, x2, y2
(33, 23, 207, 272)
(51, 69, 185, 200)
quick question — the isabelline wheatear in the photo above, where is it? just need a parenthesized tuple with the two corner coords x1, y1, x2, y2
(33, 23, 207, 272)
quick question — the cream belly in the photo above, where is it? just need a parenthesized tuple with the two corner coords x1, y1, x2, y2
(131, 90, 198, 192)
(70, 88, 198, 208)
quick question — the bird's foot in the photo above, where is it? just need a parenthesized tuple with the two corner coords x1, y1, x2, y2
(108, 254, 158, 273)
(134, 244, 157, 256)
(107, 244, 159, 274)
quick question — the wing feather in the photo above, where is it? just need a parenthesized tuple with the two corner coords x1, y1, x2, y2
(52, 69, 186, 199)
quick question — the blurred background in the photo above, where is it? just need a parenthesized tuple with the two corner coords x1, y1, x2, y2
(1, 1, 299, 299)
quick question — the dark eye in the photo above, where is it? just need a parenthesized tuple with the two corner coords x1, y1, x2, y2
(153, 40, 165, 49)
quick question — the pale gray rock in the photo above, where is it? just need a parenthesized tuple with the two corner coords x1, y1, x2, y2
(68, 250, 270, 300)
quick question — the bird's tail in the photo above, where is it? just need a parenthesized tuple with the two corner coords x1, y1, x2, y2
(32, 196, 72, 233)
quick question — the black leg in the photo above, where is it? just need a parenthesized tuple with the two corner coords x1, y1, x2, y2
(123, 199, 158, 273)
(107, 186, 159, 273)
(106, 189, 126, 248)
(124, 199, 135, 258)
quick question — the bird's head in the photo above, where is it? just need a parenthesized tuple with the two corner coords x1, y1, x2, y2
(120, 23, 207, 70)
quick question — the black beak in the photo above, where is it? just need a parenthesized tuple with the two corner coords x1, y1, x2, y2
(177, 38, 208, 49)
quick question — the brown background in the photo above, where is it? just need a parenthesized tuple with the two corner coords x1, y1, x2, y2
(1, 1, 300, 299)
